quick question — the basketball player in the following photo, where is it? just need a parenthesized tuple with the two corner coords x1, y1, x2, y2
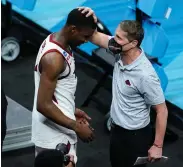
(32, 8, 97, 166)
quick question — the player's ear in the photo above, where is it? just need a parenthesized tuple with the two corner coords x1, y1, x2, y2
(69, 25, 77, 35)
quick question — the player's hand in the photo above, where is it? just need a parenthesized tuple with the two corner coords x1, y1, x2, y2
(78, 7, 97, 23)
(148, 145, 162, 162)
(74, 120, 94, 143)
(75, 108, 91, 124)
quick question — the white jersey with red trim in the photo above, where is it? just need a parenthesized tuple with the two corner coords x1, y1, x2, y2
(32, 34, 77, 148)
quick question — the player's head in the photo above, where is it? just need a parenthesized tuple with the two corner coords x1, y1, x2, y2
(65, 8, 97, 47)
(114, 20, 144, 51)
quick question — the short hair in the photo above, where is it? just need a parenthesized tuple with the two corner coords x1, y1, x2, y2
(66, 8, 97, 30)
(119, 20, 144, 46)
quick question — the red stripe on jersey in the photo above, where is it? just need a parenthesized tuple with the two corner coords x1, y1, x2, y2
(36, 49, 71, 81)
(36, 49, 65, 73)
(34, 65, 38, 71)
(42, 49, 71, 73)
(42, 49, 62, 58)
(52, 95, 58, 104)
(42, 49, 71, 70)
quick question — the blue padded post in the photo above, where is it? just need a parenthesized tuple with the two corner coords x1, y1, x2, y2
(141, 20, 169, 58)
(137, 0, 168, 19)
(152, 63, 168, 92)
(7, 0, 36, 11)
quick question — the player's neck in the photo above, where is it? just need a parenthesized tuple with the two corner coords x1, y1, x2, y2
(54, 29, 70, 49)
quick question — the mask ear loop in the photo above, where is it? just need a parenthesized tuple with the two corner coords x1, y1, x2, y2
(121, 39, 137, 52)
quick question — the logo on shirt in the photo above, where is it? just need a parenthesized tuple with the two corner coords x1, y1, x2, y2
(62, 51, 72, 65)
(63, 51, 68, 57)
(125, 80, 131, 86)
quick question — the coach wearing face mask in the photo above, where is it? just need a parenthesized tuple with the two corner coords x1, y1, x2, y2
(78, 7, 168, 167)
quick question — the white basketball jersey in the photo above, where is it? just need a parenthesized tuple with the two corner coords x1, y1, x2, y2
(32, 34, 77, 148)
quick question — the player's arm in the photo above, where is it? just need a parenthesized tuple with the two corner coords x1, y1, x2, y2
(37, 52, 76, 130)
(37, 52, 94, 142)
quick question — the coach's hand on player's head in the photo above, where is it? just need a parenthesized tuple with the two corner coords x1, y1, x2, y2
(78, 6, 97, 23)
(75, 108, 91, 125)
(74, 121, 94, 143)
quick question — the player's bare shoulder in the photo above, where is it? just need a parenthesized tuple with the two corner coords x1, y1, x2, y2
(40, 52, 65, 78)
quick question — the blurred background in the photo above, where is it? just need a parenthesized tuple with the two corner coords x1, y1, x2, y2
(1, 0, 183, 167)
